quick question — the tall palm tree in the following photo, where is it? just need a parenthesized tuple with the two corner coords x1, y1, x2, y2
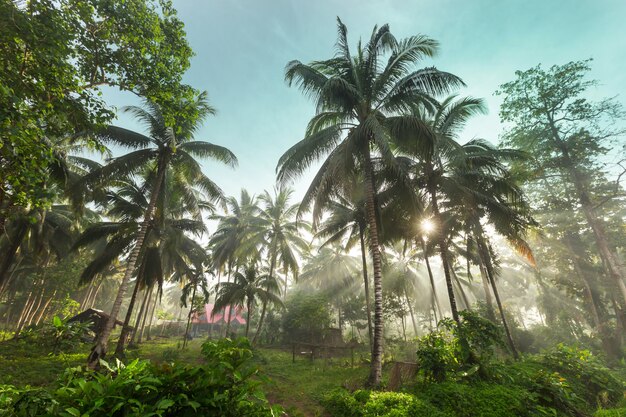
(276, 18, 462, 386)
(79, 93, 237, 367)
(213, 264, 283, 338)
(252, 187, 308, 344)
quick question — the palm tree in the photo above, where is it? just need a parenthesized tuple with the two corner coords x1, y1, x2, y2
(213, 264, 283, 338)
(79, 93, 237, 367)
(276, 18, 462, 386)
(252, 187, 308, 344)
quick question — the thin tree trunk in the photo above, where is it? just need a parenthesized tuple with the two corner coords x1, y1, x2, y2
(421, 238, 443, 322)
(88, 155, 168, 369)
(208, 271, 221, 338)
(129, 288, 150, 347)
(88, 277, 104, 309)
(35, 290, 56, 325)
(403, 285, 418, 336)
(477, 236, 519, 359)
(359, 224, 374, 348)
(14, 290, 35, 336)
(478, 260, 496, 322)
(0, 224, 27, 291)
(364, 149, 384, 387)
(25, 287, 45, 327)
(253, 248, 277, 345)
(145, 289, 158, 341)
(450, 262, 471, 311)
(183, 284, 197, 349)
(245, 300, 252, 338)
(429, 183, 460, 325)
(115, 277, 144, 355)
(137, 286, 153, 344)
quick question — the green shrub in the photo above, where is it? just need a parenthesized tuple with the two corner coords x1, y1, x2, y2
(595, 407, 626, 417)
(322, 389, 450, 417)
(0, 338, 281, 416)
(417, 381, 536, 417)
(540, 344, 623, 409)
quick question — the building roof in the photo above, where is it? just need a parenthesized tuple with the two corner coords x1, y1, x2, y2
(193, 304, 246, 325)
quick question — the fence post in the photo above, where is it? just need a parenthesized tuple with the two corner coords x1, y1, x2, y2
(292, 343, 296, 363)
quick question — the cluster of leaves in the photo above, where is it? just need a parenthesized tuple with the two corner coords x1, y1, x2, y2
(13, 316, 92, 355)
(0, 338, 281, 416)
(415, 311, 504, 382)
(322, 389, 449, 417)
(281, 291, 332, 344)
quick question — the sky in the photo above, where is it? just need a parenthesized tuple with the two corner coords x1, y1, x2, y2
(103, 0, 626, 203)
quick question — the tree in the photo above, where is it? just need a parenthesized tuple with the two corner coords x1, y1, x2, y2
(252, 187, 308, 344)
(497, 60, 626, 304)
(213, 265, 283, 338)
(276, 18, 462, 386)
(81, 95, 237, 367)
(0, 0, 197, 222)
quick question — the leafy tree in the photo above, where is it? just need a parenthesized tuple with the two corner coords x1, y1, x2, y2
(497, 60, 626, 304)
(0, 0, 196, 221)
(277, 17, 462, 386)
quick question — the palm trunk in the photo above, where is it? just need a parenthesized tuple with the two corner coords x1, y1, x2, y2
(88, 155, 168, 369)
(476, 236, 519, 359)
(429, 183, 461, 325)
(359, 224, 374, 348)
(245, 300, 252, 338)
(145, 289, 158, 341)
(34, 290, 56, 325)
(209, 271, 221, 338)
(137, 287, 153, 344)
(129, 288, 149, 347)
(364, 148, 384, 387)
(478, 261, 496, 322)
(115, 277, 143, 355)
(88, 276, 104, 309)
(403, 284, 418, 336)
(421, 238, 443, 323)
(450, 263, 471, 310)
(183, 284, 197, 349)
(252, 249, 277, 345)
(0, 224, 27, 292)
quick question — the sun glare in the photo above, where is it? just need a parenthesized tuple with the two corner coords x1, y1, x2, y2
(420, 218, 436, 234)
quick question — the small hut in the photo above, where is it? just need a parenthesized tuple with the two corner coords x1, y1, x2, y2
(67, 308, 133, 340)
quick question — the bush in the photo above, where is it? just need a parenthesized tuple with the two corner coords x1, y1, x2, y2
(540, 344, 623, 409)
(282, 291, 332, 344)
(415, 311, 503, 382)
(417, 382, 536, 417)
(322, 388, 450, 417)
(0, 338, 281, 417)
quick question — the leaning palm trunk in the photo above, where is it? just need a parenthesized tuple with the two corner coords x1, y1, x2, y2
(359, 225, 374, 348)
(129, 288, 150, 347)
(88, 157, 168, 369)
(145, 290, 159, 341)
(476, 236, 519, 359)
(364, 150, 384, 387)
(137, 287, 154, 344)
(115, 277, 144, 355)
(403, 285, 418, 336)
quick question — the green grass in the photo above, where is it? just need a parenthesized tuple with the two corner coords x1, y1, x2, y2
(0, 338, 90, 387)
(252, 348, 370, 417)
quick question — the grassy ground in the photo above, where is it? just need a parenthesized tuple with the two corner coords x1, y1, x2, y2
(0, 336, 371, 416)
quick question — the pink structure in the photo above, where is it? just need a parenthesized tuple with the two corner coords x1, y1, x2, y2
(192, 303, 246, 325)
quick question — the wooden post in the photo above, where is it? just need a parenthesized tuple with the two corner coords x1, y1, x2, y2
(292, 343, 296, 363)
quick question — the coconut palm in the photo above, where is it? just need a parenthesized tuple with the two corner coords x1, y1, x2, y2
(252, 187, 309, 344)
(79, 93, 237, 367)
(276, 18, 462, 386)
(213, 265, 283, 338)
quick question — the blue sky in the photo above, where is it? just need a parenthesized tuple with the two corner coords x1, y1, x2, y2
(104, 0, 626, 202)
